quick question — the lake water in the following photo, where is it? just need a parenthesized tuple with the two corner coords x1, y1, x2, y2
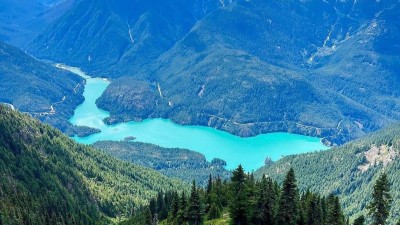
(62, 65, 329, 171)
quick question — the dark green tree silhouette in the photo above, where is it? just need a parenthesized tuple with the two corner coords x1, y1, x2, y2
(186, 181, 203, 225)
(367, 173, 392, 225)
(276, 168, 300, 225)
(229, 165, 247, 225)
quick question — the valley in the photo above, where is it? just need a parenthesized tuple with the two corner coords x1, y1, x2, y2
(61, 65, 328, 171)
(29, 0, 400, 145)
(1, 0, 400, 224)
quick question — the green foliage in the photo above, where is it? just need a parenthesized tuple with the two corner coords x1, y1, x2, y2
(93, 141, 230, 186)
(368, 173, 392, 225)
(37, 0, 400, 146)
(277, 168, 300, 225)
(326, 195, 346, 225)
(186, 181, 204, 225)
(256, 123, 400, 224)
(228, 165, 247, 225)
(126, 166, 349, 225)
(0, 106, 185, 224)
(353, 215, 365, 225)
(0, 41, 84, 133)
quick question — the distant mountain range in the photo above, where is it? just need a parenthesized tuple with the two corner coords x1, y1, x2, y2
(29, 0, 400, 145)
(0, 0, 74, 47)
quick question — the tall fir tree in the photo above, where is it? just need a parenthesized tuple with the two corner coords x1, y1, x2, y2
(326, 194, 345, 225)
(176, 191, 187, 224)
(186, 181, 203, 225)
(168, 192, 179, 224)
(367, 173, 392, 225)
(306, 194, 323, 225)
(255, 175, 276, 225)
(276, 168, 300, 225)
(229, 165, 247, 225)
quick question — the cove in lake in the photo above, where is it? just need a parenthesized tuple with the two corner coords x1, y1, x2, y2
(62, 65, 329, 171)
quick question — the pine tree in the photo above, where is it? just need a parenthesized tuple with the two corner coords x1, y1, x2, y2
(321, 197, 327, 225)
(367, 173, 392, 225)
(352, 215, 365, 225)
(168, 192, 179, 223)
(396, 218, 400, 225)
(255, 175, 275, 225)
(229, 165, 247, 225)
(186, 181, 203, 225)
(207, 174, 213, 194)
(205, 174, 213, 215)
(276, 168, 300, 225)
(177, 191, 187, 224)
(245, 173, 258, 224)
(306, 194, 323, 225)
(326, 194, 345, 225)
(208, 203, 221, 220)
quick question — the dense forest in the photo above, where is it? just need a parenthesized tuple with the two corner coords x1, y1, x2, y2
(122, 166, 398, 225)
(1, 106, 399, 225)
(93, 141, 230, 185)
(256, 123, 400, 223)
(0, 106, 185, 224)
(0, 41, 85, 133)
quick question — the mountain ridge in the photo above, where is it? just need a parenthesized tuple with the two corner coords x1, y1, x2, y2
(29, 0, 400, 145)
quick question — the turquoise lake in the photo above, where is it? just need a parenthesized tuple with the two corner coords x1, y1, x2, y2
(62, 65, 329, 171)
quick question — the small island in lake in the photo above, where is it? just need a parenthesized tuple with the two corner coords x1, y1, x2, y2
(124, 136, 136, 141)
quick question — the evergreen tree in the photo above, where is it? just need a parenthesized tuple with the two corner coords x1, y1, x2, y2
(208, 203, 221, 220)
(177, 191, 187, 224)
(229, 165, 247, 225)
(352, 215, 365, 225)
(255, 175, 276, 225)
(367, 173, 392, 225)
(396, 218, 400, 225)
(306, 194, 323, 225)
(276, 168, 300, 225)
(186, 181, 203, 225)
(326, 194, 345, 225)
(207, 174, 213, 194)
(321, 197, 327, 225)
(245, 173, 258, 224)
(168, 192, 179, 223)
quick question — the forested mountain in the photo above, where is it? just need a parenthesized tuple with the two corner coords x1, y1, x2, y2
(29, 0, 400, 145)
(0, 106, 185, 224)
(256, 123, 400, 223)
(0, 0, 74, 47)
(0, 40, 87, 135)
(93, 141, 231, 186)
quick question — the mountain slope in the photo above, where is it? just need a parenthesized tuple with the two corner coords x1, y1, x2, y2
(255, 123, 400, 222)
(0, 106, 185, 224)
(0, 0, 74, 47)
(0, 41, 85, 133)
(30, 0, 220, 77)
(30, 0, 400, 145)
